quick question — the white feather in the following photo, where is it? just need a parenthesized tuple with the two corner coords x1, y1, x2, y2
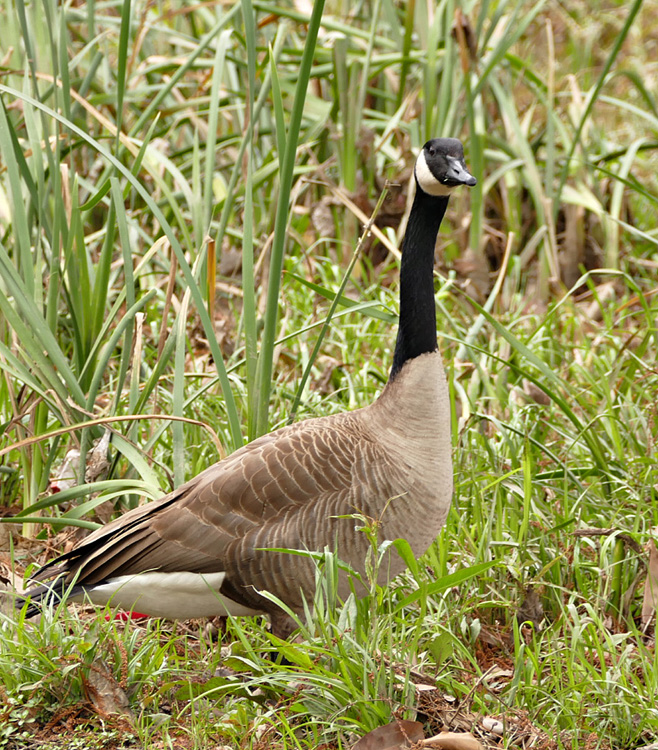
(80, 571, 261, 619)
(414, 150, 453, 196)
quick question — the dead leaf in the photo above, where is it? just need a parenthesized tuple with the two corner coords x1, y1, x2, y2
(642, 532, 658, 627)
(580, 280, 617, 322)
(522, 379, 551, 406)
(86, 430, 111, 483)
(516, 586, 543, 628)
(481, 716, 504, 735)
(452, 8, 477, 70)
(453, 247, 490, 301)
(218, 245, 242, 277)
(85, 658, 133, 719)
(0, 523, 12, 554)
(50, 432, 110, 495)
(421, 731, 484, 749)
(351, 720, 424, 750)
(0, 564, 24, 595)
(560, 203, 586, 288)
(311, 196, 336, 238)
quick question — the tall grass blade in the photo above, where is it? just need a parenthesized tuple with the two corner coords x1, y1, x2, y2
(254, 0, 327, 436)
(0, 82, 244, 450)
(554, 0, 644, 227)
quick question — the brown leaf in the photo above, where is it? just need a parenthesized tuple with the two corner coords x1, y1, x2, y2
(422, 731, 484, 749)
(560, 203, 586, 288)
(522, 379, 551, 406)
(311, 197, 336, 239)
(85, 658, 133, 719)
(452, 8, 477, 70)
(351, 720, 424, 750)
(0, 523, 13, 555)
(453, 248, 490, 301)
(218, 245, 242, 277)
(517, 586, 544, 628)
(86, 430, 111, 483)
(481, 716, 504, 735)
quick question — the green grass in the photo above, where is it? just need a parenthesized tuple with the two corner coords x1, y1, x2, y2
(1, 0, 658, 747)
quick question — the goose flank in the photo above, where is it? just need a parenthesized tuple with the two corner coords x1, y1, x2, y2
(23, 138, 476, 638)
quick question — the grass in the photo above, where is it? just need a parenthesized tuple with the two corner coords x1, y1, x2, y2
(1, 0, 658, 747)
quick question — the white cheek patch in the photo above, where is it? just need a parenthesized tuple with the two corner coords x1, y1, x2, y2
(414, 150, 453, 196)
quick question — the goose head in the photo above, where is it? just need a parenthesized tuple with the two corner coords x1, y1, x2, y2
(414, 138, 477, 197)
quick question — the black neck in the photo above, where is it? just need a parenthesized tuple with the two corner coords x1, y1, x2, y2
(390, 190, 449, 380)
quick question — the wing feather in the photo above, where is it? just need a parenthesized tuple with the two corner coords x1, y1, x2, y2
(34, 410, 396, 614)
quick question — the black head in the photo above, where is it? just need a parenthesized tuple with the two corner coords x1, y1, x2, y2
(414, 138, 477, 196)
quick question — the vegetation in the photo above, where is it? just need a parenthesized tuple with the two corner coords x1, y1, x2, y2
(1, 0, 657, 747)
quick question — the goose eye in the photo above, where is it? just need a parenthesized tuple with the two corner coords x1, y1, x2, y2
(428, 147, 436, 156)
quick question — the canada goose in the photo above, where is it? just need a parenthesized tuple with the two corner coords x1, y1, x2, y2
(23, 138, 476, 637)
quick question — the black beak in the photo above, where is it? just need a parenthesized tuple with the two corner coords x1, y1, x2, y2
(446, 156, 477, 187)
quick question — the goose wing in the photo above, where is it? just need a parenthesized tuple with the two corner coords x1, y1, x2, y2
(33, 412, 396, 613)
